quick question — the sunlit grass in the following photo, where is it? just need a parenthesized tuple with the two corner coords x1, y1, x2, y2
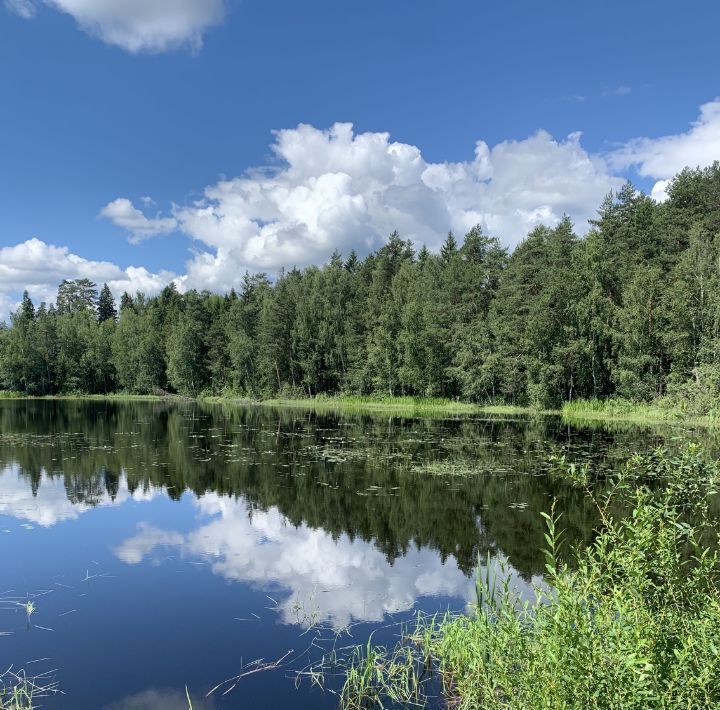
(561, 397, 720, 427)
(259, 394, 481, 414)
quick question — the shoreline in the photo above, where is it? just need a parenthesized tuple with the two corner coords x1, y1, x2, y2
(0, 392, 716, 427)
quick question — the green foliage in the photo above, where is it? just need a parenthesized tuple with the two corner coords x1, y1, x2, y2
(331, 445, 720, 708)
(56, 278, 97, 316)
(97, 283, 117, 323)
(2, 164, 720, 405)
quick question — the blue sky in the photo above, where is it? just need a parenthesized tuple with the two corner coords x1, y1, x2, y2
(1, 0, 719, 313)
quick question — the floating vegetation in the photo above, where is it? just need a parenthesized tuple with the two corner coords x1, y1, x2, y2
(411, 461, 482, 477)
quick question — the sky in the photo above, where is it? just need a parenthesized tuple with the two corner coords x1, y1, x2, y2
(1, 0, 720, 315)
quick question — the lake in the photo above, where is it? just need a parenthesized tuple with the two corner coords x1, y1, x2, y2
(0, 400, 703, 708)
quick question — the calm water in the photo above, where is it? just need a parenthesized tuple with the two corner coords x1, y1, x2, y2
(0, 400, 703, 708)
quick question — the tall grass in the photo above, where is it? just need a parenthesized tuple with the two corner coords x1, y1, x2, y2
(561, 397, 720, 426)
(262, 394, 482, 415)
(326, 444, 720, 708)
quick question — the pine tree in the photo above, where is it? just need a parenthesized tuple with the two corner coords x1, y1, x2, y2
(97, 284, 117, 323)
(21, 291, 35, 321)
(57, 279, 98, 315)
(120, 292, 135, 313)
(440, 231, 458, 262)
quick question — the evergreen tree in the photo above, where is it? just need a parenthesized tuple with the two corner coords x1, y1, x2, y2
(21, 291, 35, 321)
(120, 292, 135, 313)
(97, 284, 117, 323)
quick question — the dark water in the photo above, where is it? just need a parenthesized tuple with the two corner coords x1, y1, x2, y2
(0, 400, 704, 708)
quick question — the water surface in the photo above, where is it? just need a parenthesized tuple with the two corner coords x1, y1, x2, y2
(0, 400, 699, 708)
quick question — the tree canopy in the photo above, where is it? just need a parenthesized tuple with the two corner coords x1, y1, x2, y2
(2, 163, 720, 406)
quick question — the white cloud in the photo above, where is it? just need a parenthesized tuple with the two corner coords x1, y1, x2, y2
(114, 522, 183, 564)
(602, 85, 632, 97)
(6, 0, 225, 53)
(650, 179, 671, 204)
(0, 238, 176, 315)
(162, 122, 623, 291)
(7, 101, 720, 307)
(4, 0, 35, 19)
(610, 98, 720, 200)
(100, 198, 177, 244)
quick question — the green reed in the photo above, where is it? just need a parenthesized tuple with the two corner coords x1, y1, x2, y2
(325, 443, 720, 708)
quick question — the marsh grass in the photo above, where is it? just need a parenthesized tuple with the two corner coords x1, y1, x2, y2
(321, 444, 720, 709)
(11, 390, 720, 429)
(561, 397, 720, 427)
(260, 395, 483, 416)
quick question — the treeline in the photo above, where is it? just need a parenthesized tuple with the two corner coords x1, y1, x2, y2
(2, 164, 720, 407)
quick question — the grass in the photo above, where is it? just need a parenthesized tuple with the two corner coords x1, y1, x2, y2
(317, 444, 720, 709)
(0, 391, 172, 402)
(5, 389, 720, 428)
(259, 395, 483, 415)
(561, 397, 720, 427)
(0, 670, 58, 710)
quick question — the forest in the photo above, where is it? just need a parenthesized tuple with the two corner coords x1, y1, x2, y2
(2, 163, 720, 410)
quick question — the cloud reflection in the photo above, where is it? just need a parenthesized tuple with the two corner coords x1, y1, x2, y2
(116, 493, 478, 627)
(0, 464, 159, 527)
(103, 688, 215, 710)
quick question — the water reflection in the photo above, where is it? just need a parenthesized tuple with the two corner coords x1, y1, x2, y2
(103, 688, 215, 710)
(115, 494, 477, 627)
(0, 400, 696, 709)
(0, 398, 659, 580)
(0, 464, 159, 527)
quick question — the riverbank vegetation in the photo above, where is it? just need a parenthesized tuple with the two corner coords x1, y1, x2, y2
(313, 445, 720, 708)
(1, 165, 720, 416)
(0, 392, 717, 428)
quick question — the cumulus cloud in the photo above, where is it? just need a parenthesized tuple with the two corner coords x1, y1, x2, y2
(100, 198, 178, 244)
(8, 102, 720, 310)
(0, 238, 176, 317)
(610, 98, 720, 201)
(114, 522, 184, 564)
(6, 0, 225, 53)
(158, 122, 623, 291)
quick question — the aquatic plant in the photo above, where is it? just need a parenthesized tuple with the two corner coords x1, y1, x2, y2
(321, 444, 720, 708)
(0, 670, 58, 710)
